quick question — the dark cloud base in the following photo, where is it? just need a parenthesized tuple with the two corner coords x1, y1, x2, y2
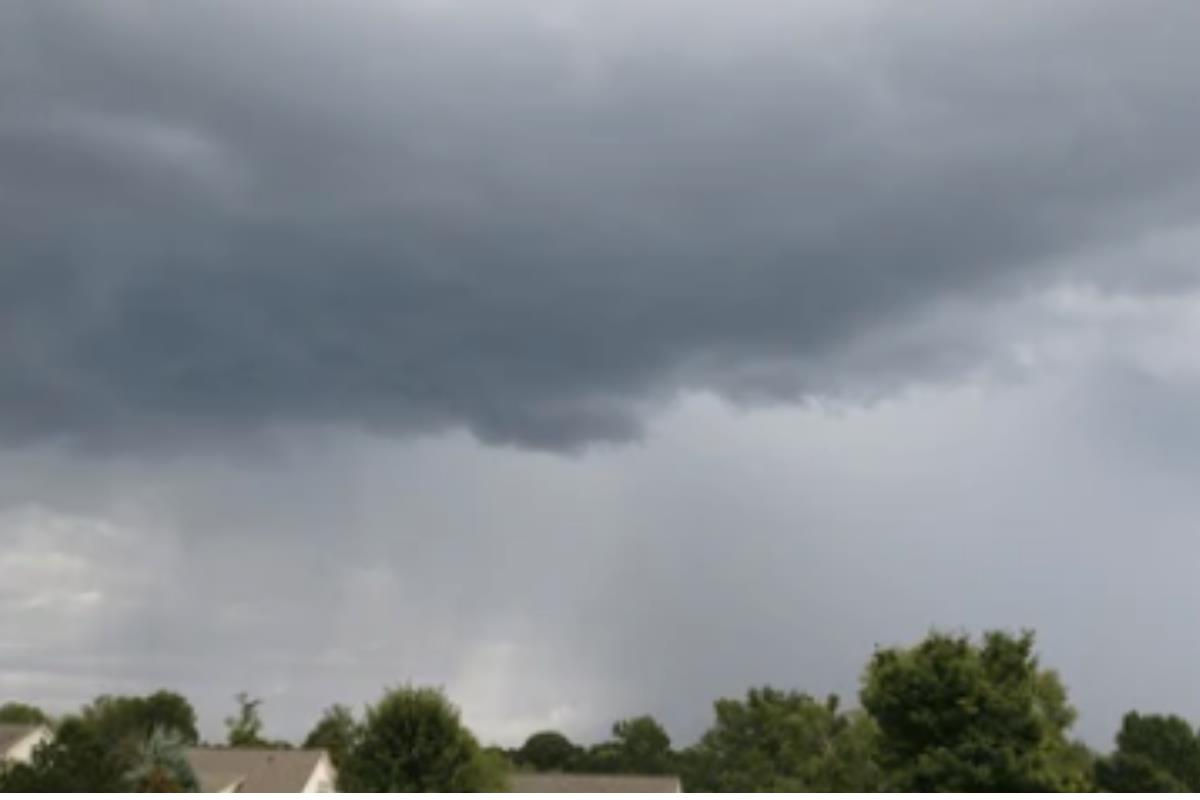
(4, 0, 1200, 452)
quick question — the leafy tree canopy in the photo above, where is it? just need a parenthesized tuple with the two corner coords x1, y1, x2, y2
(339, 685, 508, 792)
(610, 715, 673, 775)
(1, 692, 202, 793)
(0, 717, 132, 792)
(682, 688, 882, 792)
(0, 701, 50, 725)
(861, 629, 1091, 792)
(1096, 751, 1188, 792)
(1095, 711, 1200, 791)
(577, 740, 623, 774)
(303, 704, 359, 769)
(515, 730, 580, 772)
(82, 690, 200, 748)
(225, 692, 269, 748)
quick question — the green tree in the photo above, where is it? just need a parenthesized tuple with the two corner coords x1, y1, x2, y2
(577, 740, 623, 773)
(515, 730, 580, 772)
(682, 689, 882, 792)
(126, 726, 200, 792)
(303, 704, 360, 769)
(82, 690, 199, 748)
(0, 701, 50, 725)
(801, 705, 889, 792)
(476, 746, 514, 792)
(861, 629, 1091, 792)
(339, 685, 508, 792)
(1095, 711, 1200, 791)
(225, 692, 268, 747)
(67, 689, 201, 782)
(0, 693, 201, 793)
(0, 716, 132, 792)
(1096, 752, 1188, 792)
(611, 715, 673, 774)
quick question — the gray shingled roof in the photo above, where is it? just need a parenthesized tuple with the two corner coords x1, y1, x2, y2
(509, 773, 682, 793)
(184, 747, 329, 793)
(0, 724, 42, 757)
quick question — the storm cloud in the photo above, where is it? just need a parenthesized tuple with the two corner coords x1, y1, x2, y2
(6, 0, 1200, 752)
(5, 0, 1200, 449)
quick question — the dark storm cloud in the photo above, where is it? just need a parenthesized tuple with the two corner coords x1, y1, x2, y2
(5, 0, 1200, 449)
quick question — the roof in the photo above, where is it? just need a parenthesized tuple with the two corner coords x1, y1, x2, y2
(0, 724, 44, 757)
(184, 747, 329, 793)
(509, 773, 682, 793)
(193, 768, 247, 793)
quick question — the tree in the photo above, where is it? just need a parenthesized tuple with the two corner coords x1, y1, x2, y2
(577, 740, 623, 774)
(515, 730, 580, 772)
(0, 716, 132, 792)
(303, 704, 359, 769)
(861, 629, 1091, 792)
(1096, 752, 1188, 792)
(339, 685, 508, 792)
(566, 716, 675, 775)
(0, 692, 201, 792)
(610, 715, 673, 774)
(57, 689, 201, 786)
(225, 692, 268, 748)
(681, 689, 882, 792)
(476, 746, 514, 791)
(1095, 711, 1200, 791)
(0, 701, 50, 725)
(126, 726, 200, 792)
(82, 690, 200, 749)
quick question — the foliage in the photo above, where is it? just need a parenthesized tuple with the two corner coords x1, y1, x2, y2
(575, 740, 621, 773)
(1096, 751, 1188, 792)
(558, 715, 677, 775)
(303, 704, 360, 769)
(609, 715, 674, 775)
(475, 745, 514, 792)
(861, 629, 1091, 792)
(10, 630, 1200, 794)
(0, 701, 50, 725)
(82, 690, 200, 751)
(515, 730, 580, 772)
(225, 692, 269, 747)
(1051, 738, 1098, 789)
(339, 685, 508, 792)
(126, 726, 200, 792)
(0, 692, 203, 792)
(1094, 711, 1200, 791)
(682, 688, 882, 792)
(0, 716, 133, 792)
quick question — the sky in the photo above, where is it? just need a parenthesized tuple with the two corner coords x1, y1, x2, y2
(4, 0, 1200, 748)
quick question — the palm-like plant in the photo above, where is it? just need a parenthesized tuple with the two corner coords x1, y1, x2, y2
(126, 726, 199, 792)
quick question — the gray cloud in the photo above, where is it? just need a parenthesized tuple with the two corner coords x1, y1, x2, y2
(5, 0, 1200, 449)
(10, 314, 1200, 748)
(10, 0, 1200, 756)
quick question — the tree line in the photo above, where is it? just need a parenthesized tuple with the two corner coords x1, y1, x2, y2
(2, 629, 1199, 791)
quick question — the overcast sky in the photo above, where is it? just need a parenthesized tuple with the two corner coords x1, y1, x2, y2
(4, 0, 1200, 748)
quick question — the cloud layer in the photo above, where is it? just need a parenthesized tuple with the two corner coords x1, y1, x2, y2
(6, 0, 1200, 449)
(6, 0, 1200, 753)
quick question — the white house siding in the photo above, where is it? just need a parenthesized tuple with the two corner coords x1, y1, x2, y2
(301, 752, 337, 792)
(3, 726, 52, 764)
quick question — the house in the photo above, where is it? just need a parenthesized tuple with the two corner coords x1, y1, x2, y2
(0, 724, 52, 765)
(509, 773, 683, 793)
(185, 747, 336, 793)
